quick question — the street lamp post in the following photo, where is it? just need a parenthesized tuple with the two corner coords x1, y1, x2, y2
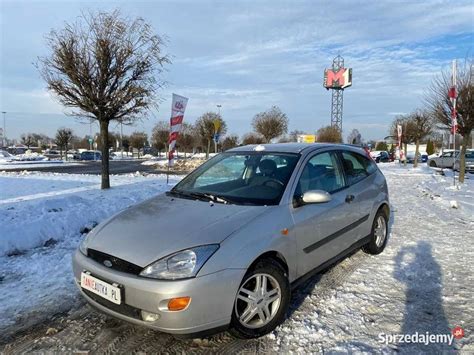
(215, 105, 222, 153)
(1, 111, 6, 147)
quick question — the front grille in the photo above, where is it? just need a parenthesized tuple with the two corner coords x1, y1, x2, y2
(83, 289, 141, 320)
(87, 249, 142, 275)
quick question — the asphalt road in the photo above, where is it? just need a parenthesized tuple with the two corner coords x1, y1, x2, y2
(4, 160, 188, 175)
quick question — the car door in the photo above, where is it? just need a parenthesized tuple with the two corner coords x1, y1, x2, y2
(439, 152, 454, 168)
(290, 150, 358, 277)
(339, 150, 378, 246)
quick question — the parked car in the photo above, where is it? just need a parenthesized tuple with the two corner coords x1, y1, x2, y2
(0, 149, 13, 161)
(453, 150, 474, 172)
(80, 150, 102, 160)
(370, 150, 390, 163)
(406, 151, 428, 164)
(74, 143, 390, 338)
(427, 150, 459, 168)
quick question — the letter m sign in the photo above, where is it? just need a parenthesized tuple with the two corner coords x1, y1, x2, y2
(324, 68, 352, 89)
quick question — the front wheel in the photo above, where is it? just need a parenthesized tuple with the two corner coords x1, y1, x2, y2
(429, 161, 437, 167)
(363, 210, 388, 255)
(230, 259, 290, 339)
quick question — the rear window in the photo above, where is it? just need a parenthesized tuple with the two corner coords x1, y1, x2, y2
(341, 151, 377, 185)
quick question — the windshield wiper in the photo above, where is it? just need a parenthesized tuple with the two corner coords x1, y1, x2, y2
(190, 192, 235, 204)
(169, 190, 234, 204)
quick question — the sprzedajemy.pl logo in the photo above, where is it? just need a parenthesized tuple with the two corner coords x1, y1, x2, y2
(378, 326, 464, 346)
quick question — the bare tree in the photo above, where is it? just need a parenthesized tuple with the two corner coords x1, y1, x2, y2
(221, 134, 239, 151)
(37, 10, 169, 188)
(129, 131, 148, 158)
(426, 59, 473, 182)
(316, 126, 342, 143)
(151, 121, 169, 157)
(390, 115, 417, 165)
(20, 134, 35, 149)
(177, 123, 195, 158)
(252, 106, 288, 143)
(409, 110, 432, 168)
(195, 112, 227, 158)
(242, 132, 265, 145)
(55, 128, 73, 160)
(347, 129, 362, 144)
(288, 130, 305, 142)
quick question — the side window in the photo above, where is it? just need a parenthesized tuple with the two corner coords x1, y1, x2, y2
(296, 151, 345, 195)
(341, 151, 374, 185)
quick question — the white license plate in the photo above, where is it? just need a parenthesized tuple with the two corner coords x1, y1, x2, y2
(81, 272, 122, 305)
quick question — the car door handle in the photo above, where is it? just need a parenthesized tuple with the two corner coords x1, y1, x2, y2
(345, 194, 355, 203)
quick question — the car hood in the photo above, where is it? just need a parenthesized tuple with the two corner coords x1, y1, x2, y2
(86, 193, 268, 267)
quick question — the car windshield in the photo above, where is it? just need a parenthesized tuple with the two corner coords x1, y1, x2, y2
(170, 152, 300, 206)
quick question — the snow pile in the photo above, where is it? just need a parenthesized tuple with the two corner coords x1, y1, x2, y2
(141, 157, 206, 171)
(0, 172, 180, 329)
(11, 152, 48, 161)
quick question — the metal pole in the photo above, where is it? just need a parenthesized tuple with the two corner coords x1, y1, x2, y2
(2, 111, 6, 147)
(89, 118, 93, 151)
(120, 121, 124, 158)
(452, 60, 456, 187)
(216, 105, 221, 154)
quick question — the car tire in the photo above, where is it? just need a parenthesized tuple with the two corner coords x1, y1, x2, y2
(230, 258, 290, 339)
(363, 210, 388, 255)
(429, 161, 437, 167)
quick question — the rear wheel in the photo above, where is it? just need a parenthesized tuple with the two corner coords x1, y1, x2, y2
(230, 259, 290, 338)
(363, 210, 388, 255)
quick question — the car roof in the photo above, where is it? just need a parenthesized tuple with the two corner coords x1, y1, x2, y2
(227, 143, 364, 155)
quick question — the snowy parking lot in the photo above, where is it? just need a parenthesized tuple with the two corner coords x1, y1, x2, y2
(0, 164, 473, 353)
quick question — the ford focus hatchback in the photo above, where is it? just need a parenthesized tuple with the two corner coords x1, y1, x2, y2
(73, 143, 390, 338)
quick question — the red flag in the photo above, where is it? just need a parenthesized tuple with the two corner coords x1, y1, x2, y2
(448, 86, 457, 100)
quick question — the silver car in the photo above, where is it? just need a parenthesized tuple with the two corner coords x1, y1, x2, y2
(73, 143, 390, 338)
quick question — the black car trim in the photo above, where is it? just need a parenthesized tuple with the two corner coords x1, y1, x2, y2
(292, 234, 372, 290)
(303, 214, 370, 254)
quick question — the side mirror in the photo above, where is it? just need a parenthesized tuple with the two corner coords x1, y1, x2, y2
(301, 190, 332, 204)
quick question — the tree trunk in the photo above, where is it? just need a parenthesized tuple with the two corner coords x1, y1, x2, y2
(60, 148, 63, 160)
(458, 134, 470, 184)
(413, 139, 420, 168)
(65, 144, 68, 161)
(206, 139, 211, 159)
(100, 120, 110, 189)
(403, 143, 408, 166)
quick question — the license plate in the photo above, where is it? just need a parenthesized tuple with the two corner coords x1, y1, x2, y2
(81, 272, 122, 305)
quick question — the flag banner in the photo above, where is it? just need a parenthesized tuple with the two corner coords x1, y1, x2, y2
(397, 124, 402, 148)
(168, 94, 189, 166)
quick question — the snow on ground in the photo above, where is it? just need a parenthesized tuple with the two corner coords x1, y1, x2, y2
(0, 163, 473, 352)
(273, 163, 473, 353)
(0, 171, 179, 330)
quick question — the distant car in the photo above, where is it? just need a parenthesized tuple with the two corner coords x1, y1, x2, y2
(0, 149, 13, 161)
(453, 150, 474, 173)
(370, 151, 390, 163)
(80, 151, 102, 161)
(406, 152, 427, 164)
(427, 150, 459, 168)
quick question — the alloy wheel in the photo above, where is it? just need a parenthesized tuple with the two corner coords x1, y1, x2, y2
(235, 273, 281, 329)
(374, 215, 387, 247)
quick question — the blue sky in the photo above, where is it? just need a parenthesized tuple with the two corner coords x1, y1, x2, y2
(0, 0, 473, 142)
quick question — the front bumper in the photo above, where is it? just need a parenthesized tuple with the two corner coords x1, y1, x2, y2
(72, 250, 245, 335)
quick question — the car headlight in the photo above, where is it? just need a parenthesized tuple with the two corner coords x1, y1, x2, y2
(139, 244, 219, 280)
(79, 232, 93, 256)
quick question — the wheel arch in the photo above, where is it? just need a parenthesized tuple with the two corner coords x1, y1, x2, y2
(247, 251, 289, 277)
(378, 202, 390, 219)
